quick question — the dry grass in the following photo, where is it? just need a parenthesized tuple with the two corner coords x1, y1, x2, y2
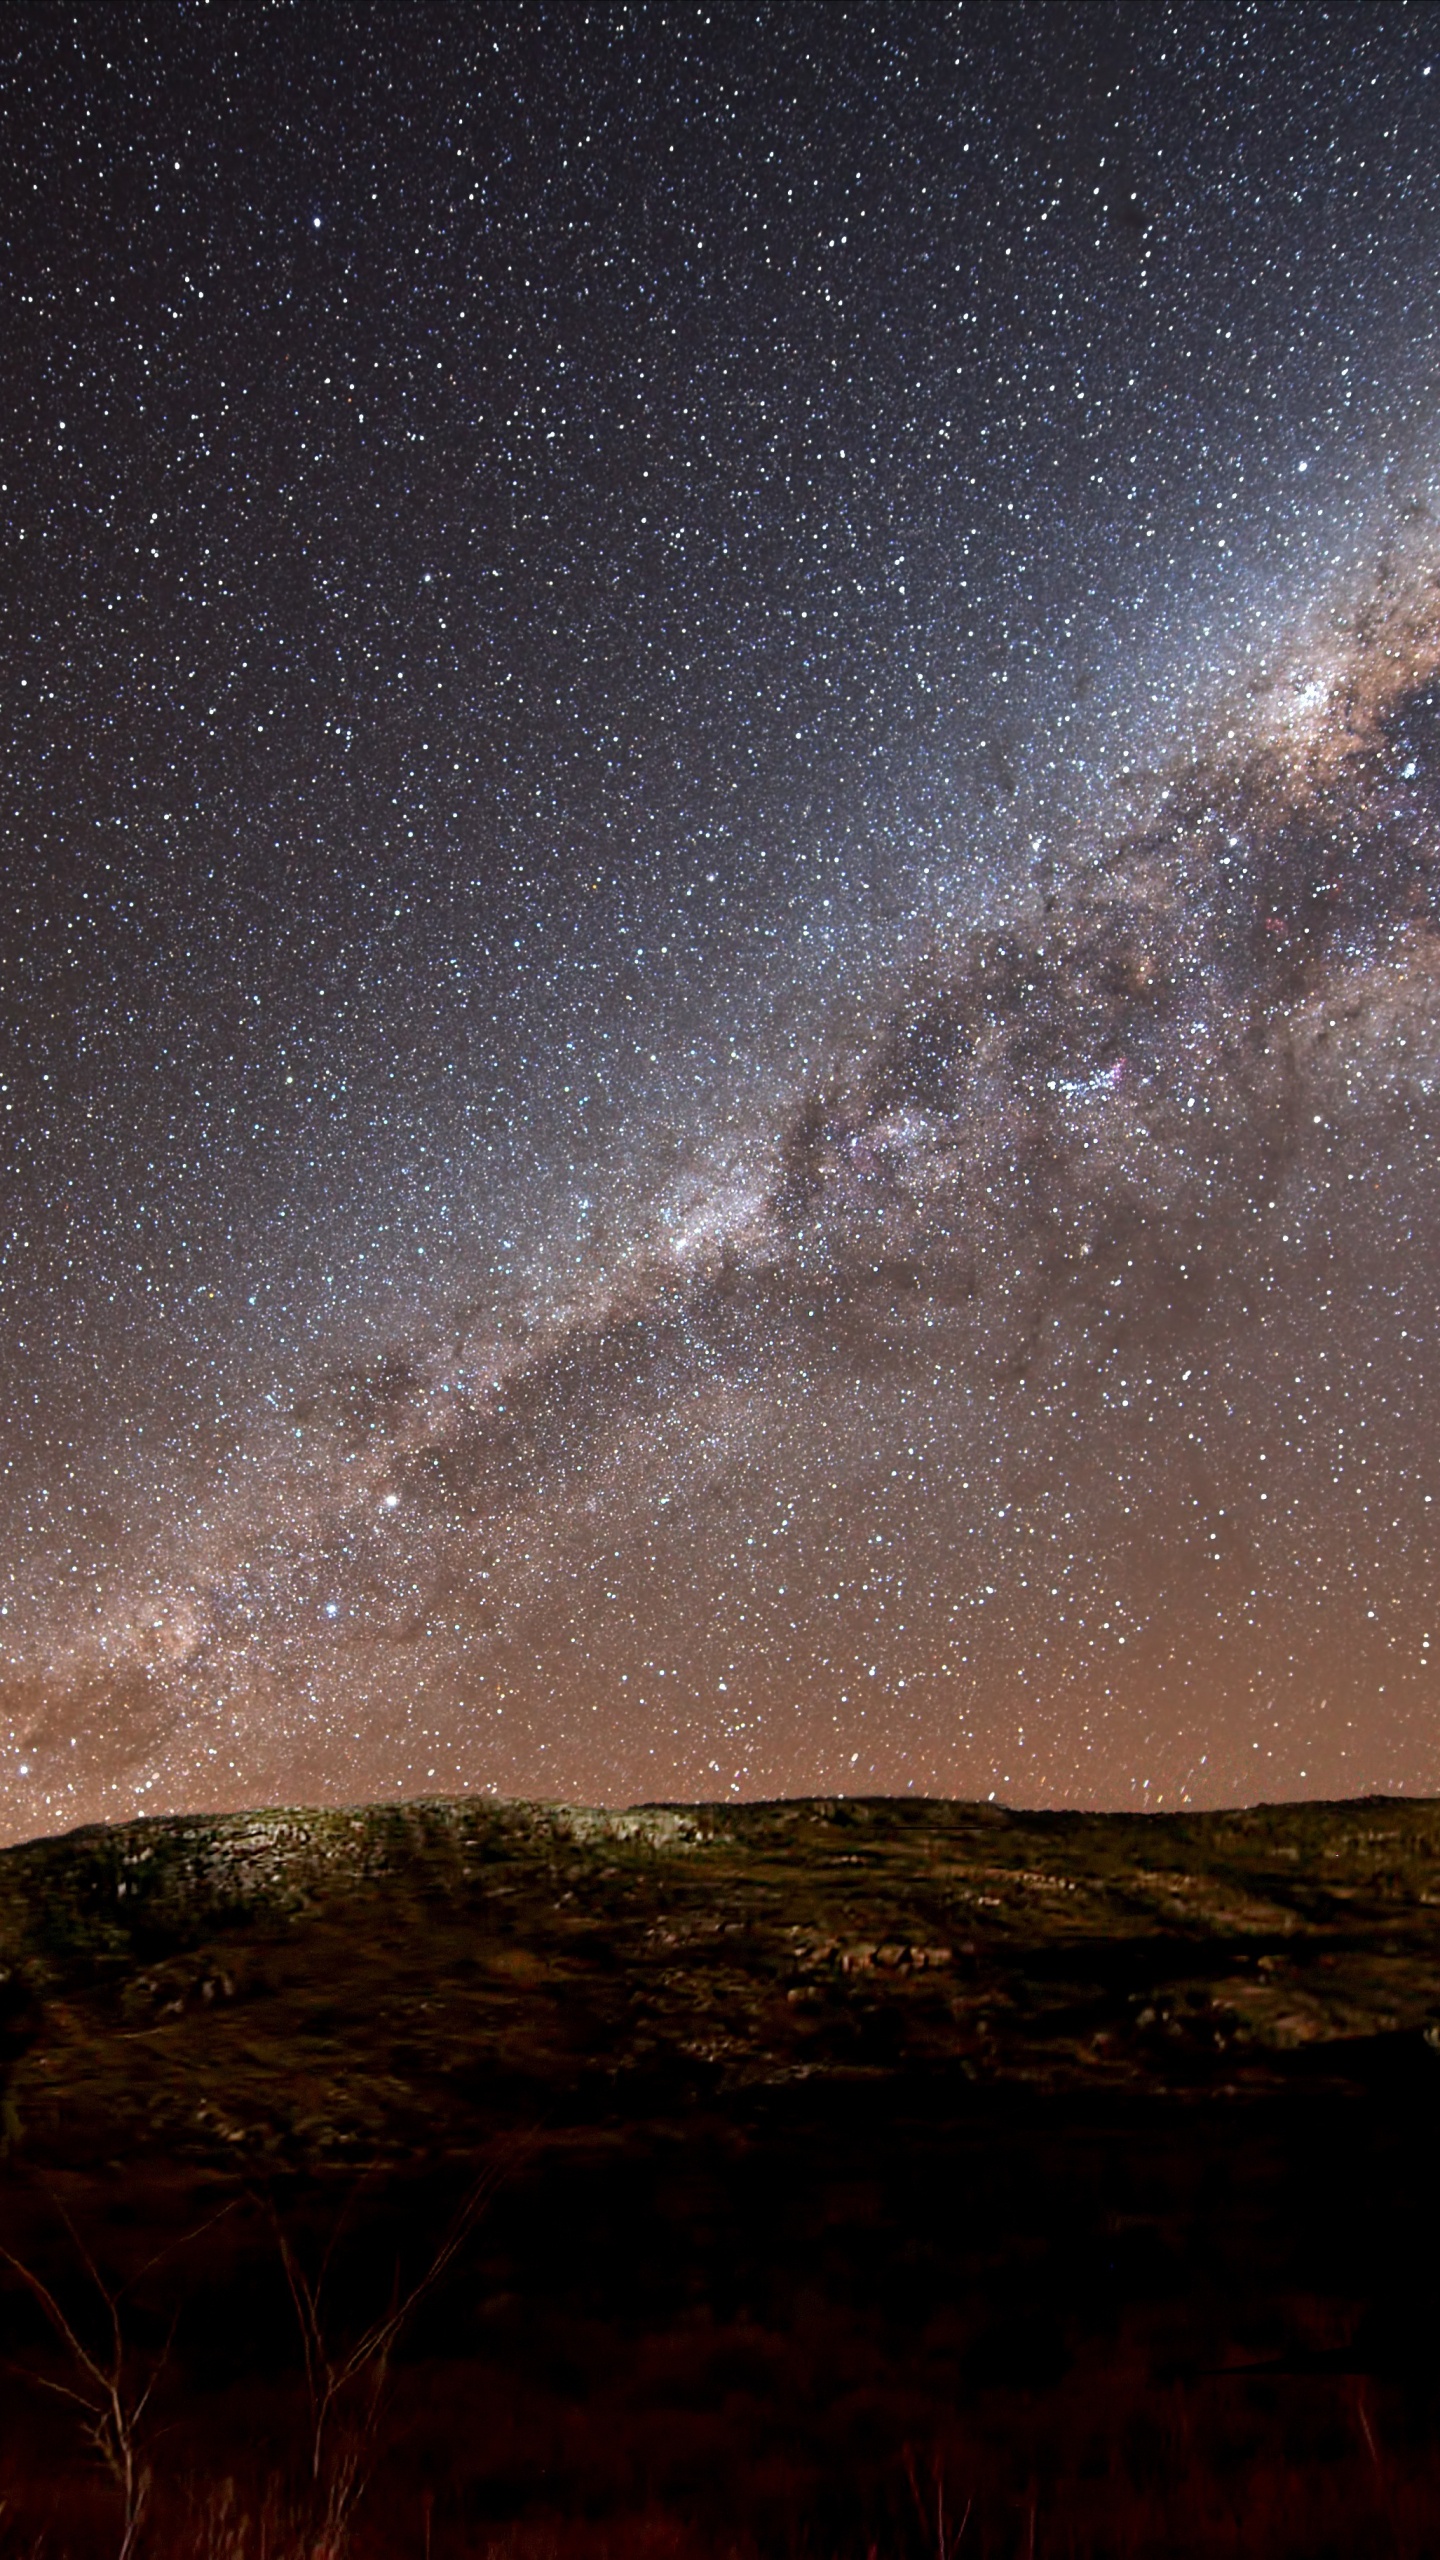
(4, 2405, 1440, 2560)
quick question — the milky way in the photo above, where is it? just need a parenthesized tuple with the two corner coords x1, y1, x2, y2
(5, 8, 1440, 1840)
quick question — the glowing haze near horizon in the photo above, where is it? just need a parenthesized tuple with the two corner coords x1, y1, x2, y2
(6, 6, 1440, 1845)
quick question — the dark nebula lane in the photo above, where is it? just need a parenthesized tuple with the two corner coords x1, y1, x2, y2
(4, 8, 1440, 1840)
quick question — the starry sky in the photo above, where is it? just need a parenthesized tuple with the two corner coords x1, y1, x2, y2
(5, 3, 1440, 1844)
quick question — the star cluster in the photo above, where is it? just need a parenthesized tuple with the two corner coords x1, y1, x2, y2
(4, 7, 1440, 1840)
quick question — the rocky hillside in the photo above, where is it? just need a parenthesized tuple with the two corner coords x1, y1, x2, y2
(4, 1789, 1440, 2170)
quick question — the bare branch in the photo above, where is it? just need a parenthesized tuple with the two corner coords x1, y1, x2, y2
(265, 2137, 526, 2539)
(0, 2200, 223, 2560)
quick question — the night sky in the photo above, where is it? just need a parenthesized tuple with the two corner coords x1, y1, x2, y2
(5, 5, 1440, 1845)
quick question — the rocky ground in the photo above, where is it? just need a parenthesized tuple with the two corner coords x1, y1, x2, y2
(4, 1791, 1440, 2554)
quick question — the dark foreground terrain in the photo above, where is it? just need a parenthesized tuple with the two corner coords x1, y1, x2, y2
(4, 1793, 1440, 2554)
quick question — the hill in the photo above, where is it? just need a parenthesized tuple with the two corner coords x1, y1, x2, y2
(3, 1791, 1440, 2555)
